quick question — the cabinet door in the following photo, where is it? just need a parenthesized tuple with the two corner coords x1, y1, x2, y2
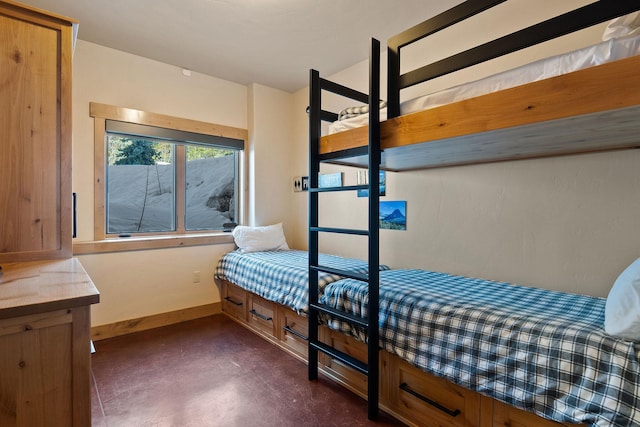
(0, 3, 74, 262)
(0, 310, 73, 426)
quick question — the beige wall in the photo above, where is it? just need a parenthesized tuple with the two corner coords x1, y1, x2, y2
(247, 83, 296, 237)
(72, 41, 294, 326)
(290, 9, 640, 298)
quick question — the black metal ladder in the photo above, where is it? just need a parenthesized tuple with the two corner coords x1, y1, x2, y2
(307, 38, 381, 420)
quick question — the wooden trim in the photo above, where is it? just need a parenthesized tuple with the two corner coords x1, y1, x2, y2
(71, 305, 91, 426)
(59, 14, 73, 259)
(93, 117, 106, 240)
(0, 0, 77, 27)
(91, 303, 221, 341)
(89, 102, 248, 242)
(73, 232, 233, 255)
(90, 103, 248, 142)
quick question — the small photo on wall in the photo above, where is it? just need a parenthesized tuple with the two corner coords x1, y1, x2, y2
(318, 172, 342, 188)
(380, 200, 406, 230)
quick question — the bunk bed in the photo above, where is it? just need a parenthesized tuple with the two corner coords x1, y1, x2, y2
(306, 1, 640, 426)
(320, 2, 640, 172)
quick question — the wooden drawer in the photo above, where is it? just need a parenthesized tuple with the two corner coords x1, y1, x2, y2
(491, 399, 579, 427)
(221, 281, 247, 321)
(387, 354, 480, 427)
(279, 308, 308, 358)
(319, 326, 368, 396)
(248, 294, 277, 337)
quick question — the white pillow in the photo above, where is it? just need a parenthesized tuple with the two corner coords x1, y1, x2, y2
(232, 223, 290, 253)
(602, 12, 640, 41)
(604, 257, 640, 341)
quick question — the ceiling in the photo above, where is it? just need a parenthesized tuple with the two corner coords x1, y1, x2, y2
(17, 0, 462, 93)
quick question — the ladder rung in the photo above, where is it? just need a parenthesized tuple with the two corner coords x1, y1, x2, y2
(310, 184, 368, 193)
(310, 265, 368, 282)
(318, 146, 369, 162)
(310, 340, 368, 375)
(310, 303, 369, 329)
(310, 226, 368, 236)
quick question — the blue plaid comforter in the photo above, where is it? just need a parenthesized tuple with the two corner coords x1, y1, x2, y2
(321, 269, 640, 427)
(214, 249, 388, 313)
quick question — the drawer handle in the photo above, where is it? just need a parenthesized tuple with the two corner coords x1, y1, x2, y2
(224, 296, 243, 306)
(399, 382, 461, 417)
(283, 325, 308, 341)
(249, 309, 272, 322)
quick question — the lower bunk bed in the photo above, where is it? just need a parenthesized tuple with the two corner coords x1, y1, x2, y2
(214, 250, 639, 426)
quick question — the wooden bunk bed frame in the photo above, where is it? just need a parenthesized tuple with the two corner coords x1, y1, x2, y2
(301, 0, 640, 426)
(320, 0, 640, 172)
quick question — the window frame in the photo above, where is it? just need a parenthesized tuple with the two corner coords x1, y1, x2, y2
(75, 102, 247, 254)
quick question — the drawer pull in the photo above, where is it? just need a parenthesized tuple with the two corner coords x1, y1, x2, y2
(249, 309, 272, 322)
(399, 382, 461, 417)
(224, 296, 243, 306)
(283, 325, 308, 341)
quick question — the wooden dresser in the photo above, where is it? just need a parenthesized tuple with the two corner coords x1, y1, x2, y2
(0, 258, 100, 426)
(0, 2, 99, 425)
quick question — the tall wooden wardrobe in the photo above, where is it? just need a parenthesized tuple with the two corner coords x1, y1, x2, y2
(0, 1, 99, 425)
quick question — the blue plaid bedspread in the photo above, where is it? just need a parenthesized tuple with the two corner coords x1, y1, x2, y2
(214, 249, 388, 313)
(321, 269, 640, 427)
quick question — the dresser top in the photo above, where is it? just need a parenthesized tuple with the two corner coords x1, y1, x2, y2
(0, 258, 99, 319)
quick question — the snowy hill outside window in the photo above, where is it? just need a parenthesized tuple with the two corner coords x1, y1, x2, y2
(105, 132, 239, 235)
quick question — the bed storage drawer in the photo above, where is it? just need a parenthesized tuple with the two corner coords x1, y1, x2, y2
(491, 399, 578, 427)
(248, 294, 277, 337)
(221, 281, 247, 321)
(279, 308, 308, 358)
(387, 354, 480, 427)
(319, 327, 369, 396)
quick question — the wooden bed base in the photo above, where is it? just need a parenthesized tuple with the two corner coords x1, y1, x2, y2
(219, 279, 581, 427)
(320, 55, 640, 172)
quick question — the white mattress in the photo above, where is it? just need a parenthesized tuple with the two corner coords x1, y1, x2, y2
(328, 34, 640, 134)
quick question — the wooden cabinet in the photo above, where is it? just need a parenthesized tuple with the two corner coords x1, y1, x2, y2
(0, 0, 76, 263)
(0, 258, 100, 426)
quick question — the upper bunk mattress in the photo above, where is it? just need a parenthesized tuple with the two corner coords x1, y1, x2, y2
(214, 249, 388, 313)
(321, 269, 640, 427)
(328, 34, 640, 135)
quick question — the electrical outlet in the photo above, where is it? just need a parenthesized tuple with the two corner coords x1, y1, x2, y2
(192, 271, 200, 283)
(293, 176, 303, 192)
(301, 176, 309, 191)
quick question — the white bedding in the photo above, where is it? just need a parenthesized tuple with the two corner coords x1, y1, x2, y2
(328, 34, 640, 134)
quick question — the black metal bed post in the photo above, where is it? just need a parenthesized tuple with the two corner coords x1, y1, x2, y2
(367, 37, 381, 420)
(308, 69, 321, 382)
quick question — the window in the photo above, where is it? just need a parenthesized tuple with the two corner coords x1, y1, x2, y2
(86, 103, 248, 251)
(105, 120, 242, 235)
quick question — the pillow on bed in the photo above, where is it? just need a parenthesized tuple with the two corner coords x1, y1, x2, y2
(604, 257, 640, 341)
(602, 12, 640, 41)
(232, 223, 290, 253)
